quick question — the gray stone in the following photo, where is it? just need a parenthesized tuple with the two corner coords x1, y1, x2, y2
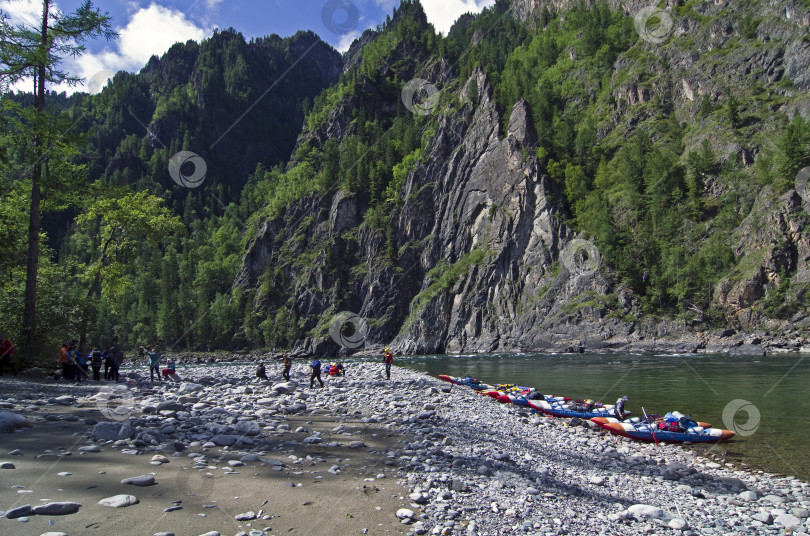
(177, 382, 203, 394)
(272, 382, 296, 395)
(668, 518, 689, 531)
(0, 462, 15, 469)
(626, 504, 673, 520)
(92, 421, 134, 441)
(775, 513, 802, 529)
(396, 508, 416, 520)
(234, 421, 260, 436)
(211, 434, 240, 446)
(98, 494, 140, 508)
(156, 401, 185, 412)
(31, 502, 81, 515)
(4, 504, 32, 519)
(752, 512, 773, 524)
(0, 411, 29, 433)
(235, 511, 256, 521)
(738, 490, 758, 501)
(121, 475, 156, 486)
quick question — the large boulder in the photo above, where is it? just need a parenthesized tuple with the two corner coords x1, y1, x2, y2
(234, 420, 261, 436)
(272, 382, 297, 395)
(156, 401, 185, 412)
(177, 382, 203, 395)
(92, 421, 134, 441)
(0, 411, 30, 433)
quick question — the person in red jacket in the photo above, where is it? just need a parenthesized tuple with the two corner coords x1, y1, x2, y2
(383, 348, 393, 380)
(0, 335, 15, 377)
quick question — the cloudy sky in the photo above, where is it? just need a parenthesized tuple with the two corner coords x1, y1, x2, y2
(2, 0, 495, 94)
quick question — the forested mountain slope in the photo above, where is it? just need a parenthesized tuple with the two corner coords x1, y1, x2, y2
(234, 0, 810, 355)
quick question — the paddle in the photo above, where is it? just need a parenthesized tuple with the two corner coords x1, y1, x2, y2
(642, 406, 659, 445)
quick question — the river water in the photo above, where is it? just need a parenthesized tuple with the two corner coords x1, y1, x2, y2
(381, 352, 810, 482)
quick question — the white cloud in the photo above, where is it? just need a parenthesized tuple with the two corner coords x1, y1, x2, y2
(1, 0, 47, 27)
(336, 29, 361, 53)
(61, 3, 209, 95)
(116, 3, 207, 69)
(419, 0, 495, 35)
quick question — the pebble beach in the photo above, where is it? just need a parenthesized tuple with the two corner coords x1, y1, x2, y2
(1, 362, 809, 536)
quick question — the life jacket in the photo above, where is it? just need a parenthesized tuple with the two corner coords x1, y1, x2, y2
(91, 350, 102, 365)
(60, 346, 68, 363)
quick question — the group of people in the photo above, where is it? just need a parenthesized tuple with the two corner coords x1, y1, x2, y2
(59, 341, 124, 382)
(255, 347, 396, 387)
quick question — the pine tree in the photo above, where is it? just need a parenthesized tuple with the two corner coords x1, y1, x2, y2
(0, 0, 116, 359)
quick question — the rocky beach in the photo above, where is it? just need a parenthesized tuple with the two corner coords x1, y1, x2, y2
(1, 362, 809, 536)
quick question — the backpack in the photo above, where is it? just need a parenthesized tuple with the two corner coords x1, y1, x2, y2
(91, 350, 102, 365)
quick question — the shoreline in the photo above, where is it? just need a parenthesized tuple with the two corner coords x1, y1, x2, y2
(1, 364, 808, 536)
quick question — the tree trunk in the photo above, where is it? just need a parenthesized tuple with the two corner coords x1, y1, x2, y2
(21, 0, 50, 362)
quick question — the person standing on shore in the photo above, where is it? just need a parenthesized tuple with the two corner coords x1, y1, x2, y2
(90, 347, 103, 380)
(141, 346, 162, 382)
(256, 361, 268, 381)
(103, 348, 113, 380)
(59, 343, 70, 380)
(614, 395, 628, 420)
(309, 357, 324, 388)
(383, 347, 393, 380)
(282, 353, 292, 381)
(110, 346, 124, 382)
(0, 334, 16, 377)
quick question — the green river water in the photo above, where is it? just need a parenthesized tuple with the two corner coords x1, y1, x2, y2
(383, 352, 810, 482)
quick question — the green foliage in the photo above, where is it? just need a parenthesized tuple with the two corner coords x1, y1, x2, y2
(407, 248, 490, 324)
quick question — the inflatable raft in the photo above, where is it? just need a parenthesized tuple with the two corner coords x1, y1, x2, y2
(530, 398, 630, 419)
(591, 412, 734, 443)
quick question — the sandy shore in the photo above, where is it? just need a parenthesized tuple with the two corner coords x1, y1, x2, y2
(1, 363, 810, 536)
(0, 368, 412, 536)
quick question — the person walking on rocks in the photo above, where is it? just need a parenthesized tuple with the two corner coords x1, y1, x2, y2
(256, 361, 268, 381)
(0, 334, 16, 377)
(383, 347, 394, 380)
(282, 353, 292, 381)
(90, 347, 103, 380)
(141, 346, 162, 382)
(309, 357, 324, 388)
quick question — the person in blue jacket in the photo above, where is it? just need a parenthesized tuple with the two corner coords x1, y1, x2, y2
(309, 357, 323, 388)
(140, 346, 162, 382)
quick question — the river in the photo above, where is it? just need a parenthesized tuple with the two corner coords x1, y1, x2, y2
(382, 352, 810, 482)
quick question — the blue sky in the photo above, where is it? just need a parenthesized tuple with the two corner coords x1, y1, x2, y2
(2, 0, 495, 94)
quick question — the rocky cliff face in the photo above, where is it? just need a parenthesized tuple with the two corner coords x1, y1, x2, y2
(234, 0, 810, 356)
